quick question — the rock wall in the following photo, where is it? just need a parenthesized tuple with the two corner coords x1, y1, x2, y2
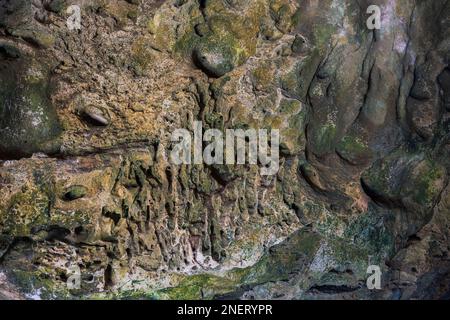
(0, 0, 449, 299)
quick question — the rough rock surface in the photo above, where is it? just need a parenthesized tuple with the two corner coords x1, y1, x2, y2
(0, 0, 449, 299)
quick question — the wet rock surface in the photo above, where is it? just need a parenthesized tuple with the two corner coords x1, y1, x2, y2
(0, 0, 448, 300)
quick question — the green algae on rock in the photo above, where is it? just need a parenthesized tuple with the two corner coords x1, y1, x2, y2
(193, 36, 238, 78)
(0, 55, 61, 159)
(362, 150, 447, 236)
(336, 135, 373, 165)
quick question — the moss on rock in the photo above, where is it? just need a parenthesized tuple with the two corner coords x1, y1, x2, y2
(362, 150, 447, 235)
(336, 135, 372, 165)
(0, 57, 61, 159)
(309, 123, 337, 157)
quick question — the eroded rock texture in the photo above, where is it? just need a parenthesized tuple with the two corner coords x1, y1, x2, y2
(0, 0, 449, 300)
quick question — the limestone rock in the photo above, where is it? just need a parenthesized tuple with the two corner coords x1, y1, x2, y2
(0, 0, 448, 301)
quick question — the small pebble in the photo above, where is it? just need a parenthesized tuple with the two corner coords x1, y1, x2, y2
(64, 185, 88, 200)
(83, 106, 109, 126)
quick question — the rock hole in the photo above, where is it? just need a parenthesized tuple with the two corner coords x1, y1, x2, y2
(104, 264, 114, 289)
